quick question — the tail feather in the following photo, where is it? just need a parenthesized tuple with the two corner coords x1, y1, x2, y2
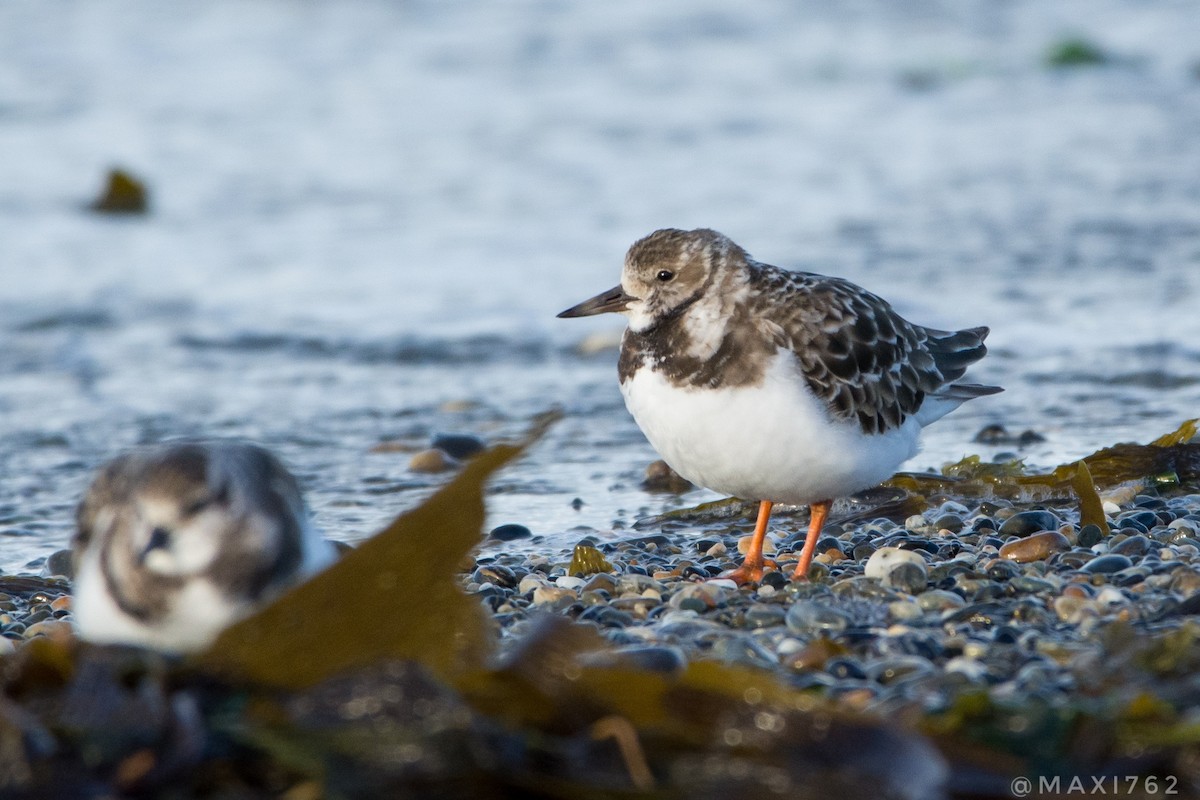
(925, 326, 991, 383)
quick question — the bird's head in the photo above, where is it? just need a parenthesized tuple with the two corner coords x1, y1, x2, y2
(557, 228, 741, 332)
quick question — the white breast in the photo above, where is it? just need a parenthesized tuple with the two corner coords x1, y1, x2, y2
(620, 352, 921, 505)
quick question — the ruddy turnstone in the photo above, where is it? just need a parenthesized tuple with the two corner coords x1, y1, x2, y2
(72, 441, 336, 651)
(559, 228, 1001, 583)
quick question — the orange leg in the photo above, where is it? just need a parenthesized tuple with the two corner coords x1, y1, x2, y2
(792, 499, 831, 580)
(718, 500, 776, 585)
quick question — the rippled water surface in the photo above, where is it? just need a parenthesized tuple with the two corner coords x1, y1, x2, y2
(2, 0, 1199, 572)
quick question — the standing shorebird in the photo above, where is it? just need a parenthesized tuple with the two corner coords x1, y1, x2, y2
(72, 440, 336, 651)
(559, 228, 1000, 583)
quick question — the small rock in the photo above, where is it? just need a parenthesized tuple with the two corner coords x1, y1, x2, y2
(23, 619, 73, 642)
(1111, 535, 1150, 556)
(998, 530, 1070, 563)
(581, 573, 618, 594)
(409, 449, 459, 473)
(998, 510, 1061, 537)
(864, 547, 925, 580)
(555, 575, 586, 591)
(518, 575, 549, 594)
(489, 524, 532, 542)
(744, 604, 787, 628)
(917, 589, 966, 612)
(431, 433, 486, 460)
(641, 460, 693, 493)
(532, 586, 576, 607)
(670, 582, 733, 610)
(737, 535, 776, 556)
(44, 550, 75, 580)
(785, 600, 850, 634)
(888, 599, 923, 621)
(1081, 553, 1133, 575)
(1077, 524, 1105, 547)
(1053, 595, 1098, 624)
(883, 561, 928, 594)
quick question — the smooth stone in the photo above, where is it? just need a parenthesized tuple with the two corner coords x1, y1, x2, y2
(44, 550, 74, 580)
(1111, 535, 1150, 556)
(578, 605, 634, 628)
(430, 433, 486, 460)
(1010, 576, 1057, 595)
(998, 510, 1061, 537)
(883, 561, 928, 594)
(1053, 595, 1099, 624)
(669, 582, 733, 610)
(555, 575, 586, 591)
(1077, 524, 1105, 547)
(472, 565, 518, 588)
(409, 448, 459, 473)
(917, 589, 967, 612)
(641, 460, 694, 493)
(866, 655, 935, 685)
(611, 646, 687, 674)
(22, 619, 73, 641)
(531, 586, 576, 607)
(581, 573, 619, 594)
(743, 604, 787, 629)
(1170, 569, 1200, 596)
(933, 514, 965, 534)
(864, 547, 925, 580)
(1117, 510, 1159, 530)
(943, 656, 988, 682)
(1081, 554, 1133, 574)
(737, 535, 776, 556)
(998, 531, 1070, 563)
(489, 524, 532, 542)
(985, 559, 1023, 581)
(518, 575, 549, 594)
(825, 657, 868, 680)
(888, 599, 923, 621)
(785, 600, 850, 634)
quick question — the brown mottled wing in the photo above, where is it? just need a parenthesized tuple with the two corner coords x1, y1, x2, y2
(751, 266, 990, 435)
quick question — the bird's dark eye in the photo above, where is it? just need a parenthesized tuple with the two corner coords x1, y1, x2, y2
(656, 270, 674, 282)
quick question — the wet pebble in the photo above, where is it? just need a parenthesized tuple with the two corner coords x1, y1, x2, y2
(430, 433, 486, 460)
(864, 547, 925, 581)
(999, 510, 1061, 537)
(998, 531, 1070, 563)
(489, 524, 532, 542)
(1081, 554, 1133, 575)
(883, 561, 928, 595)
(785, 600, 850, 634)
(409, 449, 459, 473)
(1077, 524, 1105, 547)
(44, 550, 74, 580)
(641, 460, 694, 493)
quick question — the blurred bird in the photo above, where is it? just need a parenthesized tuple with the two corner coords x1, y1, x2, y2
(72, 440, 336, 651)
(559, 228, 1000, 583)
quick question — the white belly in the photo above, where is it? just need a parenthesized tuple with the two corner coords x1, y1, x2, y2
(620, 354, 921, 504)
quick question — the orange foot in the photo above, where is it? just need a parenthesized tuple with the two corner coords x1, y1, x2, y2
(716, 558, 777, 586)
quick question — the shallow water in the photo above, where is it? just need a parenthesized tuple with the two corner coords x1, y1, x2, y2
(2, 0, 1199, 572)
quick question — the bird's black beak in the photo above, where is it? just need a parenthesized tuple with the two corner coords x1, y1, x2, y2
(557, 285, 635, 318)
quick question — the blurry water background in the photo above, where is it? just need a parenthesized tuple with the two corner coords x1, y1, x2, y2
(2, 0, 1199, 572)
